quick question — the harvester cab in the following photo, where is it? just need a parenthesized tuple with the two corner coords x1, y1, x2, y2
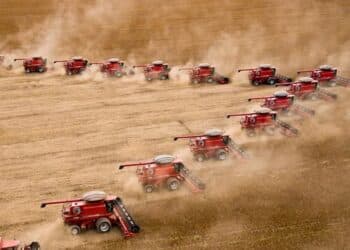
(119, 155, 205, 193)
(248, 91, 315, 118)
(238, 64, 291, 86)
(298, 65, 350, 87)
(179, 63, 230, 84)
(0, 237, 40, 250)
(13, 56, 47, 73)
(276, 77, 337, 101)
(174, 128, 248, 161)
(227, 108, 298, 137)
(40, 191, 140, 238)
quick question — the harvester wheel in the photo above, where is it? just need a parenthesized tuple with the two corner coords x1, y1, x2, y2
(70, 225, 81, 235)
(38, 67, 44, 73)
(29, 241, 40, 250)
(216, 150, 227, 160)
(195, 154, 205, 162)
(96, 218, 112, 233)
(115, 72, 123, 78)
(329, 81, 336, 87)
(167, 177, 180, 191)
(144, 184, 154, 193)
(246, 129, 256, 137)
(192, 78, 200, 84)
(207, 77, 214, 83)
(252, 80, 260, 86)
(267, 78, 276, 85)
(25, 68, 30, 73)
(160, 75, 167, 80)
(265, 126, 275, 136)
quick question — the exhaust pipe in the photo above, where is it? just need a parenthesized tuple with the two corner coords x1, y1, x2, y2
(53, 60, 68, 64)
(227, 113, 255, 118)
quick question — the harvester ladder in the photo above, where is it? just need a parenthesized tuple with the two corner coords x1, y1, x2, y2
(112, 198, 139, 238)
(335, 76, 350, 87)
(316, 88, 337, 101)
(227, 140, 249, 159)
(275, 119, 298, 136)
(291, 104, 315, 117)
(179, 167, 205, 192)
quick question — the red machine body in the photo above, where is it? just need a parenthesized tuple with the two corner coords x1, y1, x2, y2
(54, 56, 88, 75)
(13, 57, 47, 73)
(238, 64, 292, 86)
(40, 191, 140, 238)
(174, 129, 247, 161)
(133, 60, 170, 81)
(297, 65, 350, 87)
(0, 238, 39, 250)
(90, 58, 126, 77)
(119, 155, 205, 193)
(276, 77, 337, 101)
(227, 108, 298, 137)
(248, 91, 315, 117)
(179, 63, 230, 84)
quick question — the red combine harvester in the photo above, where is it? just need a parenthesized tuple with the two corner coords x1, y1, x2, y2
(297, 65, 350, 87)
(133, 60, 170, 81)
(174, 128, 248, 161)
(179, 63, 230, 84)
(276, 77, 337, 101)
(89, 58, 127, 77)
(237, 64, 292, 86)
(53, 56, 88, 75)
(0, 238, 40, 250)
(40, 191, 140, 238)
(119, 155, 205, 193)
(248, 91, 315, 118)
(227, 108, 298, 137)
(13, 57, 47, 73)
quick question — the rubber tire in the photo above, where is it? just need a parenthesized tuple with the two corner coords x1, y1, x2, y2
(144, 184, 154, 193)
(146, 77, 153, 81)
(160, 75, 167, 80)
(192, 79, 200, 84)
(207, 77, 214, 83)
(267, 78, 276, 85)
(216, 150, 227, 161)
(25, 68, 31, 73)
(96, 218, 112, 233)
(167, 177, 180, 191)
(246, 129, 256, 137)
(38, 67, 44, 73)
(70, 225, 81, 235)
(115, 72, 123, 78)
(252, 80, 260, 86)
(29, 242, 40, 250)
(67, 70, 73, 76)
(195, 154, 205, 162)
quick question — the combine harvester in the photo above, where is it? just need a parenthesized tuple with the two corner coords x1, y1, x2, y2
(41, 191, 140, 238)
(54, 56, 88, 75)
(89, 58, 127, 77)
(133, 60, 170, 81)
(237, 64, 292, 86)
(13, 57, 47, 73)
(0, 237, 39, 250)
(248, 91, 315, 118)
(276, 77, 337, 101)
(297, 65, 350, 87)
(119, 155, 205, 193)
(227, 108, 299, 137)
(179, 63, 230, 84)
(174, 128, 248, 161)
